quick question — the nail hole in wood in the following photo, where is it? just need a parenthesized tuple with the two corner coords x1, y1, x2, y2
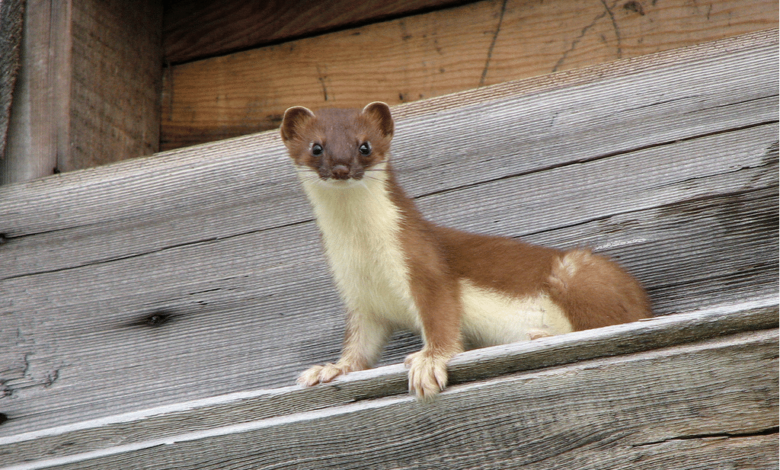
(144, 312, 172, 327)
(623, 0, 645, 15)
(0, 413, 8, 425)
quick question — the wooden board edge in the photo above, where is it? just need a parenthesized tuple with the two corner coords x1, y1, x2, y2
(2, 297, 776, 465)
(3, 327, 777, 469)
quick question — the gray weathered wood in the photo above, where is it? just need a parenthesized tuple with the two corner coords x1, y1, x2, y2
(0, 0, 23, 161)
(3, 328, 777, 469)
(1, 299, 776, 467)
(0, 0, 162, 184)
(0, 31, 778, 439)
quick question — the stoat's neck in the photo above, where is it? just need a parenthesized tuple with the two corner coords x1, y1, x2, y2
(298, 162, 419, 327)
(298, 163, 404, 241)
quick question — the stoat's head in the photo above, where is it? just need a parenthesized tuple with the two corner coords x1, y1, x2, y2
(280, 102, 394, 182)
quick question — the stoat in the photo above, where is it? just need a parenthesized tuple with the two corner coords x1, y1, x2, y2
(280, 102, 652, 400)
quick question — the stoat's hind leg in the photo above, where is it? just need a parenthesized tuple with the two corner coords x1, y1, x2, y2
(547, 249, 652, 331)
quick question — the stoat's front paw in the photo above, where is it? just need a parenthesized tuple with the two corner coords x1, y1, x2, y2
(404, 351, 449, 401)
(297, 363, 349, 387)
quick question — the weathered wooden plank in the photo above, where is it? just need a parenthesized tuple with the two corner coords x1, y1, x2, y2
(0, 33, 777, 438)
(163, 0, 472, 64)
(3, 329, 777, 469)
(0, 130, 774, 398)
(0, 189, 773, 440)
(1, 302, 776, 466)
(0, 188, 773, 437)
(1, 0, 162, 184)
(4, 31, 778, 264)
(2, 125, 776, 308)
(611, 434, 778, 470)
(160, 0, 778, 149)
(66, 0, 162, 171)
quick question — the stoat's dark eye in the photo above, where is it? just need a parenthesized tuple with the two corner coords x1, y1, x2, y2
(359, 142, 371, 156)
(311, 144, 323, 156)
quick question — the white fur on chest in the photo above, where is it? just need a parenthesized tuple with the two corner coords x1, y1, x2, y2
(298, 166, 420, 331)
(459, 279, 573, 348)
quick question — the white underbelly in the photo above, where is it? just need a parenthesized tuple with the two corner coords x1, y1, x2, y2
(332, 254, 421, 332)
(459, 279, 573, 348)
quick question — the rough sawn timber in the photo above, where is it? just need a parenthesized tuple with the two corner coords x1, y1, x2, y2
(160, 0, 778, 149)
(0, 30, 778, 462)
(1, 304, 777, 469)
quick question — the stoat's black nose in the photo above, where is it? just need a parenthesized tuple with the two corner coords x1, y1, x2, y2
(331, 165, 350, 180)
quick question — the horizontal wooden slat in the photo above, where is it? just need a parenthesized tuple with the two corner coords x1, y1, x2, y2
(3, 326, 777, 469)
(0, 33, 777, 439)
(1, 302, 776, 466)
(162, 0, 472, 64)
(160, 0, 778, 149)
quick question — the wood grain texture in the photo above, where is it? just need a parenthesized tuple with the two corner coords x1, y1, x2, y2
(1, 0, 68, 183)
(66, 0, 162, 171)
(163, 0, 475, 64)
(0, 32, 777, 439)
(1, 0, 162, 184)
(3, 329, 777, 469)
(0, 0, 23, 160)
(1, 301, 776, 466)
(160, 0, 779, 149)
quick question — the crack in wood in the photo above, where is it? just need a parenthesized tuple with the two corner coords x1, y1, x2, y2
(515, 185, 777, 253)
(699, 93, 780, 111)
(631, 426, 779, 447)
(618, 95, 702, 113)
(478, 0, 508, 87)
(553, 10, 608, 72)
(316, 64, 330, 101)
(413, 120, 779, 201)
(0, 219, 313, 282)
(2, 353, 62, 398)
(519, 185, 778, 242)
(600, 0, 623, 59)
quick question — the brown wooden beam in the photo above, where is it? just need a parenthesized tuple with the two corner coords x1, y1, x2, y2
(161, 0, 778, 151)
(162, 0, 476, 64)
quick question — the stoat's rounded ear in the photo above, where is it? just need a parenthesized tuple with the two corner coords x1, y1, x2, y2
(280, 106, 316, 144)
(362, 102, 394, 139)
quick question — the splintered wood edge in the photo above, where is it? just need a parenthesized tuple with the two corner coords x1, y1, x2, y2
(2, 296, 777, 464)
